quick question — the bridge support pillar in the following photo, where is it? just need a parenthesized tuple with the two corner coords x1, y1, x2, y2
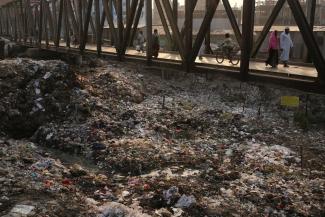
(146, 0, 152, 65)
(240, 0, 255, 81)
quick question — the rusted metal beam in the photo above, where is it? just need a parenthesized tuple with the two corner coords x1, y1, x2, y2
(66, 0, 79, 39)
(5, 5, 9, 36)
(129, 0, 144, 46)
(154, 0, 173, 48)
(95, 0, 101, 55)
(80, 0, 93, 52)
(1, 7, 5, 35)
(55, 0, 64, 47)
(305, 0, 316, 62)
(4, 7, 7, 35)
(44, 1, 54, 42)
(190, 0, 220, 63)
(33, 6, 39, 44)
(180, 0, 197, 40)
(116, 0, 124, 59)
(287, 0, 325, 82)
(240, 0, 255, 81)
(121, 0, 139, 55)
(43, 1, 49, 47)
(126, 0, 130, 23)
(251, 0, 285, 58)
(6, 4, 12, 39)
(99, 10, 106, 40)
(306, 0, 316, 28)
(20, 1, 25, 41)
(90, 16, 97, 42)
(173, 0, 178, 22)
(6, 6, 12, 37)
(17, 1, 24, 41)
(38, 0, 43, 46)
(35, 5, 40, 42)
(205, 0, 211, 53)
(78, 0, 83, 50)
(13, 4, 18, 40)
(184, 0, 192, 71)
(26, 0, 32, 43)
(102, 0, 117, 48)
(12, 2, 18, 41)
(109, 0, 114, 46)
(146, 0, 152, 64)
(52, 0, 58, 39)
(161, 0, 185, 60)
(5, 6, 9, 36)
(222, 0, 242, 47)
(64, 0, 70, 48)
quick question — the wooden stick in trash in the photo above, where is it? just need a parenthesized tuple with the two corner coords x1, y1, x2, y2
(300, 144, 303, 170)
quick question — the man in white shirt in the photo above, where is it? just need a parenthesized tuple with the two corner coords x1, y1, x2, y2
(280, 27, 294, 67)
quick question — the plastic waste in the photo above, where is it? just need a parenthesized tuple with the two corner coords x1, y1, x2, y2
(175, 195, 196, 208)
(9, 204, 35, 215)
(163, 186, 179, 205)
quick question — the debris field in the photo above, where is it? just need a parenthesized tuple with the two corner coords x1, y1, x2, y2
(0, 58, 324, 217)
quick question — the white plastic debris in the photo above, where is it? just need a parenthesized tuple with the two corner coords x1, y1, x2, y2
(122, 191, 131, 197)
(10, 204, 35, 216)
(175, 195, 196, 208)
(163, 186, 179, 205)
(35, 88, 41, 95)
(46, 133, 54, 140)
(97, 202, 150, 217)
(171, 208, 184, 217)
(43, 72, 52, 80)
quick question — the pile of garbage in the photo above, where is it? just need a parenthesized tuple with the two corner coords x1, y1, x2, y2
(0, 58, 324, 216)
(0, 139, 96, 216)
(0, 58, 89, 138)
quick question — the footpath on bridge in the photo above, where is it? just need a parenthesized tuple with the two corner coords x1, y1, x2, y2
(42, 41, 317, 80)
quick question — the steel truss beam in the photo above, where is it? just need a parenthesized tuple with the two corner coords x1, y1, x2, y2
(251, 0, 286, 58)
(222, 0, 242, 47)
(287, 0, 325, 82)
(191, 0, 220, 64)
(0, 0, 323, 84)
(184, 0, 193, 71)
(161, 0, 184, 60)
(121, 0, 139, 55)
(154, 0, 173, 49)
(129, 0, 144, 47)
(146, 0, 152, 63)
(240, 0, 255, 81)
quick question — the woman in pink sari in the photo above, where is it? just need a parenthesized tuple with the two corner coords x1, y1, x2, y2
(265, 30, 279, 68)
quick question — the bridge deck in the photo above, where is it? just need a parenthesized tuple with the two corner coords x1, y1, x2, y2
(41, 42, 317, 80)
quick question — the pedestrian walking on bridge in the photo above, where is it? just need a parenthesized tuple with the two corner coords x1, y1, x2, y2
(265, 30, 279, 68)
(152, 29, 160, 58)
(136, 31, 145, 53)
(280, 27, 293, 67)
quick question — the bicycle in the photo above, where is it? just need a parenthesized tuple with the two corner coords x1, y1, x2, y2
(215, 46, 241, 66)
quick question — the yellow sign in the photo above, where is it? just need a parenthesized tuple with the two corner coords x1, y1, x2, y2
(281, 96, 300, 107)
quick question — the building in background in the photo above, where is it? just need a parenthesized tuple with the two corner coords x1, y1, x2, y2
(255, 0, 325, 26)
(177, 2, 241, 32)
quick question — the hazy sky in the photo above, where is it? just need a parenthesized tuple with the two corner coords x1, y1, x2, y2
(178, 0, 242, 6)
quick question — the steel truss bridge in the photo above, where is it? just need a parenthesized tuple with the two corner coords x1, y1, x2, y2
(0, 0, 324, 92)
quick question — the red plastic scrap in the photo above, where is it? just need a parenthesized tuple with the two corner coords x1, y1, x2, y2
(62, 178, 73, 186)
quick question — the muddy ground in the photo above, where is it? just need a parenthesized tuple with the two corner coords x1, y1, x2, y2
(0, 57, 324, 217)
